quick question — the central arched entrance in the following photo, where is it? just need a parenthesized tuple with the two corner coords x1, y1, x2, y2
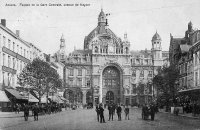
(103, 66, 120, 105)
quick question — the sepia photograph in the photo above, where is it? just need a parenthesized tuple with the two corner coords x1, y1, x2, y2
(0, 0, 200, 129)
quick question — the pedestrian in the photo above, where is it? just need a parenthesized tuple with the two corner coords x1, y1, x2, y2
(99, 104, 106, 123)
(33, 104, 39, 121)
(95, 104, 100, 122)
(116, 104, 122, 121)
(108, 104, 114, 121)
(142, 104, 148, 120)
(150, 104, 156, 121)
(24, 104, 29, 121)
(124, 105, 130, 120)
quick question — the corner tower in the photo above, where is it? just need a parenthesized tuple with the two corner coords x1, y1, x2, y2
(56, 34, 66, 63)
(151, 31, 163, 66)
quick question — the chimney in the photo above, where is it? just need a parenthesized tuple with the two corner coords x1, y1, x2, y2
(16, 30, 20, 37)
(1, 19, 6, 27)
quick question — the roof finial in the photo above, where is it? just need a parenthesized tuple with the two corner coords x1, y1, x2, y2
(101, 0, 103, 12)
(74, 46, 76, 50)
(61, 33, 64, 39)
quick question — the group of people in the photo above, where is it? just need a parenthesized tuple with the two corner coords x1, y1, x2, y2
(142, 104, 157, 121)
(95, 103, 130, 123)
(15, 103, 63, 121)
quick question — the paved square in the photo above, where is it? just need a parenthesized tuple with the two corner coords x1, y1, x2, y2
(0, 108, 200, 130)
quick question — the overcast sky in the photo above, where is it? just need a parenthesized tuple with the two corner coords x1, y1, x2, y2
(0, 0, 200, 55)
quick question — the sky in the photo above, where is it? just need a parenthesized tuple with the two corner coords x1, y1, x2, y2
(0, 0, 200, 55)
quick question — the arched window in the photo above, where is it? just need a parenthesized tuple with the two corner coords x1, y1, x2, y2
(103, 66, 120, 88)
(94, 46, 98, 53)
(125, 47, 129, 54)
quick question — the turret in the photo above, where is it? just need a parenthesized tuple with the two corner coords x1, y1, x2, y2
(98, 8, 106, 26)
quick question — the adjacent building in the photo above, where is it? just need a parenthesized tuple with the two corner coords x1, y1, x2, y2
(169, 21, 200, 103)
(0, 19, 43, 90)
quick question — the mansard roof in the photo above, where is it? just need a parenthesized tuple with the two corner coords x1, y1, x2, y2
(71, 49, 92, 55)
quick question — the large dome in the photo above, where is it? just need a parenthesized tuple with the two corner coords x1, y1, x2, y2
(152, 32, 161, 41)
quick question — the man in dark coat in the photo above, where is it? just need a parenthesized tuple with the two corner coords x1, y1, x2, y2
(95, 104, 100, 122)
(142, 104, 149, 120)
(150, 104, 156, 121)
(24, 104, 29, 121)
(99, 104, 106, 123)
(108, 104, 114, 121)
(33, 104, 39, 121)
(116, 104, 122, 121)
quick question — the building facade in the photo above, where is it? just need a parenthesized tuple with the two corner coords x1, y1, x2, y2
(0, 19, 43, 90)
(169, 22, 200, 104)
(55, 9, 169, 106)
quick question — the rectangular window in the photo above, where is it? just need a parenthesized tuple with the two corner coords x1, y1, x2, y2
(30, 51, 32, 60)
(86, 69, 90, 75)
(13, 58, 15, 69)
(77, 78, 82, 86)
(141, 60, 143, 65)
(78, 69, 82, 76)
(20, 61, 22, 71)
(195, 53, 198, 65)
(195, 71, 198, 86)
(140, 70, 144, 77)
(8, 39, 11, 49)
(20, 47, 22, 55)
(7, 73, 10, 86)
(87, 79, 90, 87)
(27, 51, 29, 59)
(69, 79, 73, 86)
(17, 45, 19, 53)
(69, 69, 74, 76)
(148, 71, 152, 77)
(13, 42, 15, 52)
(148, 84, 152, 94)
(132, 84, 136, 94)
(3, 53, 5, 66)
(8, 56, 10, 68)
(24, 49, 26, 57)
(17, 59, 19, 70)
(3, 36, 6, 46)
(132, 70, 136, 77)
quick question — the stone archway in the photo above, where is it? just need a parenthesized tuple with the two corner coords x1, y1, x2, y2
(101, 65, 122, 104)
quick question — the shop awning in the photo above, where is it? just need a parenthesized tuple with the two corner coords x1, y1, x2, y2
(178, 88, 200, 94)
(49, 95, 64, 103)
(0, 90, 10, 102)
(41, 96, 48, 103)
(28, 94, 39, 102)
(5, 88, 27, 100)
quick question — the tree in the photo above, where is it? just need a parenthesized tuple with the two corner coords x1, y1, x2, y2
(18, 58, 62, 104)
(153, 65, 179, 109)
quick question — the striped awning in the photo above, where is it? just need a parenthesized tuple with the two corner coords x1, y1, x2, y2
(0, 90, 10, 102)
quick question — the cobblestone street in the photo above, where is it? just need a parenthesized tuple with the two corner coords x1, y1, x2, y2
(1, 108, 200, 130)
